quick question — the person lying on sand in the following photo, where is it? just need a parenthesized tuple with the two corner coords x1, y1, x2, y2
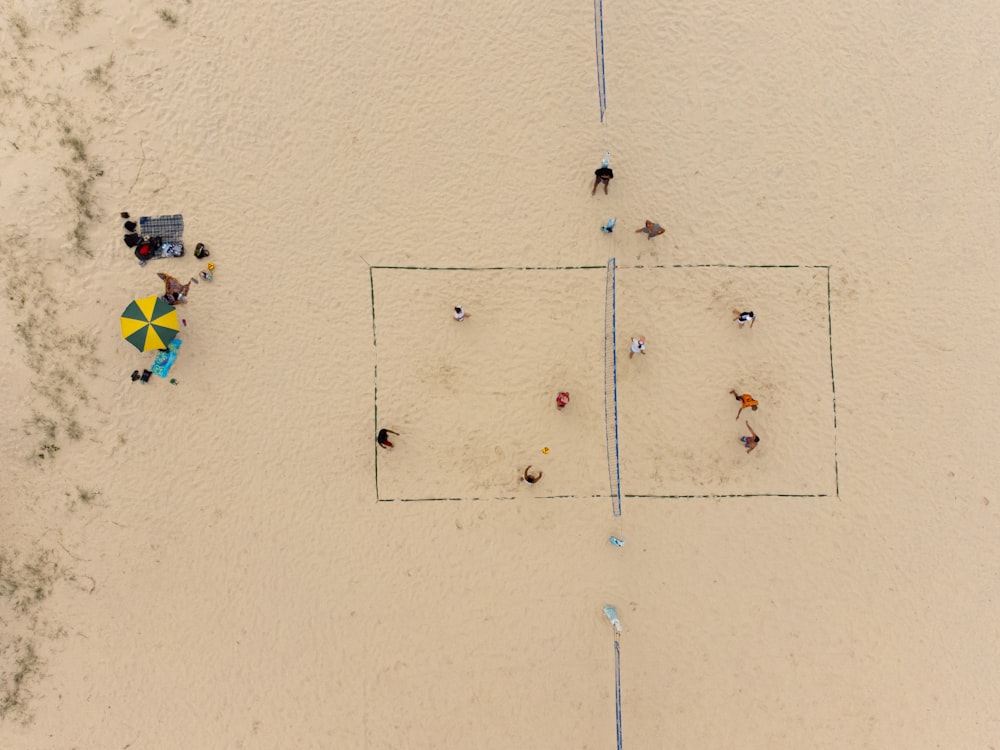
(522, 466, 543, 484)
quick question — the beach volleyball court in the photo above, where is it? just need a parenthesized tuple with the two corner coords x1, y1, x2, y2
(371, 266, 610, 501)
(616, 264, 838, 498)
(372, 264, 837, 502)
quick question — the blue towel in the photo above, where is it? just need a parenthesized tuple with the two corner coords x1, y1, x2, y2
(151, 338, 182, 378)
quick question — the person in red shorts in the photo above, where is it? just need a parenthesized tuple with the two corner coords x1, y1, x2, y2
(740, 422, 760, 454)
(556, 391, 570, 409)
(377, 428, 399, 449)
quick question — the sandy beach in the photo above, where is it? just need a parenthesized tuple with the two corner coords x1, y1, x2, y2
(2, 0, 999, 747)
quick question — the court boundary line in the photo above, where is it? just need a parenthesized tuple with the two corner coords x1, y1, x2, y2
(826, 266, 840, 496)
(377, 492, 832, 503)
(370, 264, 606, 271)
(370, 264, 381, 502)
(370, 263, 838, 503)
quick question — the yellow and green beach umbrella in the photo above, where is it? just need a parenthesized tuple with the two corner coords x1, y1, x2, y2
(120, 295, 180, 352)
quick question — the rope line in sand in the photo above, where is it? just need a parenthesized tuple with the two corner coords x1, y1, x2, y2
(371, 263, 831, 270)
(624, 493, 831, 499)
(369, 264, 605, 271)
(826, 266, 840, 497)
(377, 492, 830, 502)
(370, 264, 381, 501)
(622, 263, 832, 269)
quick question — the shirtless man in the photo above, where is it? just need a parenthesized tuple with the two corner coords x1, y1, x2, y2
(636, 220, 665, 240)
(522, 465, 543, 484)
(740, 422, 760, 454)
(730, 389, 759, 420)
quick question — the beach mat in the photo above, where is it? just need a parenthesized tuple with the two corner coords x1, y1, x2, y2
(140, 214, 184, 243)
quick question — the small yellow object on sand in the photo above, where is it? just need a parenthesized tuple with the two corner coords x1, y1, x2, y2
(207, 262, 215, 271)
(541, 447, 549, 454)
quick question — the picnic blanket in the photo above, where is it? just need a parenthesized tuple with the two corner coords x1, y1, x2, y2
(139, 214, 184, 243)
(151, 338, 182, 378)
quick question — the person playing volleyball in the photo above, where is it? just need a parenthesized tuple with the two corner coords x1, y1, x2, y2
(522, 466, 543, 484)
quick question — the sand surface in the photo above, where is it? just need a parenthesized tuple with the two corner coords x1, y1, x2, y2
(1, 0, 998, 747)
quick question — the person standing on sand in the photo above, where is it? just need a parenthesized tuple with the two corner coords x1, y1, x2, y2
(636, 220, 665, 240)
(523, 465, 543, 484)
(592, 151, 614, 195)
(729, 389, 759, 420)
(453, 306, 470, 322)
(740, 422, 760, 453)
(629, 336, 646, 359)
(556, 391, 570, 409)
(733, 310, 756, 328)
(377, 428, 399, 449)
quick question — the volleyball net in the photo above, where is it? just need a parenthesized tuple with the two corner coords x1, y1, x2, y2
(604, 258, 622, 516)
(594, 0, 607, 122)
(603, 605, 624, 749)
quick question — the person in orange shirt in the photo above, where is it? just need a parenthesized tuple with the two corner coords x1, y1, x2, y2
(729, 389, 759, 420)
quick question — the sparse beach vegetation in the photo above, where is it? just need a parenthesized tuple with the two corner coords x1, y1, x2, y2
(84, 55, 114, 91)
(59, 0, 86, 32)
(158, 9, 178, 27)
(8, 13, 30, 39)
(0, 548, 62, 724)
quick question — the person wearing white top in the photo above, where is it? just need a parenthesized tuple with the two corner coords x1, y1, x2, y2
(629, 336, 646, 359)
(453, 305, 470, 322)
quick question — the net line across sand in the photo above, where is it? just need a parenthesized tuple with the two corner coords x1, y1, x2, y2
(604, 258, 622, 516)
(593, 0, 607, 122)
(603, 605, 624, 749)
